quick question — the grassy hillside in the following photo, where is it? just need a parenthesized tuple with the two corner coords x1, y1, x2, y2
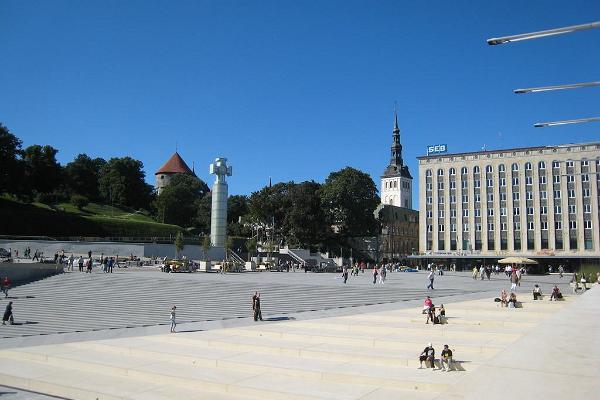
(0, 198, 183, 238)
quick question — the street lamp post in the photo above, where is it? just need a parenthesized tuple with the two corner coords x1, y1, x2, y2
(514, 81, 600, 94)
(487, 21, 600, 45)
(534, 117, 600, 128)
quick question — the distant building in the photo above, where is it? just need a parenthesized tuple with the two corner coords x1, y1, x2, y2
(375, 111, 419, 261)
(415, 141, 600, 269)
(155, 152, 195, 194)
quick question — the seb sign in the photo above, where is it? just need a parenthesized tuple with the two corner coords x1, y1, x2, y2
(427, 144, 448, 156)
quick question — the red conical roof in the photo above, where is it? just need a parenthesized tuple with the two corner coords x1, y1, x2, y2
(155, 152, 194, 175)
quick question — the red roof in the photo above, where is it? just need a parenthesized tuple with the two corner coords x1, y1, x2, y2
(155, 152, 194, 175)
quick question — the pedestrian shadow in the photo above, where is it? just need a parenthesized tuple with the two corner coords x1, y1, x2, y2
(264, 316, 296, 322)
(3, 296, 35, 300)
(10, 321, 39, 326)
(0, 391, 18, 396)
(176, 329, 204, 333)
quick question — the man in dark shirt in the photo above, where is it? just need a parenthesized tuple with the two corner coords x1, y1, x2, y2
(419, 343, 435, 369)
(252, 292, 263, 321)
(441, 345, 453, 371)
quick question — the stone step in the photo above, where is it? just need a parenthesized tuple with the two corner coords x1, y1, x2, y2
(0, 351, 318, 400)
(287, 320, 524, 341)
(141, 333, 486, 369)
(60, 341, 459, 391)
(223, 326, 504, 356)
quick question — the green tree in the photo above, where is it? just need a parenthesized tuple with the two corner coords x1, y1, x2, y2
(283, 181, 329, 247)
(70, 194, 90, 210)
(65, 154, 106, 201)
(98, 157, 154, 210)
(247, 182, 293, 236)
(245, 237, 258, 261)
(22, 144, 64, 195)
(227, 195, 250, 236)
(155, 174, 209, 227)
(174, 231, 185, 259)
(0, 123, 24, 194)
(202, 235, 212, 261)
(320, 167, 379, 236)
(196, 193, 212, 233)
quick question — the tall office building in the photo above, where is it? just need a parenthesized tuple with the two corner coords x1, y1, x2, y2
(417, 142, 600, 265)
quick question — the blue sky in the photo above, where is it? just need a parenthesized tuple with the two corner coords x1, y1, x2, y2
(1, 0, 599, 201)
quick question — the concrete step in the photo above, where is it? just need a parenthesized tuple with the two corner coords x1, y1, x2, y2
(61, 340, 460, 392)
(141, 332, 486, 369)
(286, 320, 524, 342)
(224, 326, 504, 356)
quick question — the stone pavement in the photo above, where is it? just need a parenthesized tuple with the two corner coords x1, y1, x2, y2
(0, 269, 517, 341)
(0, 283, 591, 400)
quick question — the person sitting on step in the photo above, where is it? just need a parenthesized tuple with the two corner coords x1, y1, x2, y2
(440, 345, 453, 372)
(550, 285, 563, 301)
(532, 284, 543, 300)
(419, 343, 436, 369)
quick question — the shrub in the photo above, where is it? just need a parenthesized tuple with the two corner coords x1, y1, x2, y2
(71, 194, 90, 210)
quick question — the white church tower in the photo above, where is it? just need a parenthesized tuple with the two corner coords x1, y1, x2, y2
(380, 111, 412, 209)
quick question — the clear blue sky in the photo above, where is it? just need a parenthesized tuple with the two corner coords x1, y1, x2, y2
(1, 0, 599, 200)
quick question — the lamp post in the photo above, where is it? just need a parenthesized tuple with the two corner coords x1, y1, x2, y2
(487, 21, 600, 45)
(514, 81, 600, 94)
(534, 117, 600, 128)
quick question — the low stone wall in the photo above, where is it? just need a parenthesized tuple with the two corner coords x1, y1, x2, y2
(0, 240, 225, 261)
(0, 262, 63, 286)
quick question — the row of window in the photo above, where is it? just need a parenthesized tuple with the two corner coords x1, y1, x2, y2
(427, 219, 591, 232)
(384, 180, 411, 189)
(427, 204, 593, 218)
(426, 159, 600, 177)
(426, 188, 594, 204)
(427, 174, 591, 190)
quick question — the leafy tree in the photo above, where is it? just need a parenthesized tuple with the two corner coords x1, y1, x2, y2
(0, 123, 24, 194)
(98, 157, 154, 210)
(70, 194, 89, 210)
(174, 231, 185, 259)
(320, 167, 379, 236)
(283, 181, 328, 247)
(155, 174, 209, 227)
(245, 237, 258, 261)
(65, 154, 106, 201)
(196, 193, 212, 233)
(247, 182, 293, 236)
(227, 195, 250, 236)
(202, 235, 212, 261)
(22, 144, 64, 195)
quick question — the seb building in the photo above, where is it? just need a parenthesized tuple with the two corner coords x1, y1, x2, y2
(416, 142, 600, 270)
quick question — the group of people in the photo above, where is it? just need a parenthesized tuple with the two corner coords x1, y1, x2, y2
(498, 289, 519, 308)
(419, 343, 454, 371)
(423, 296, 446, 325)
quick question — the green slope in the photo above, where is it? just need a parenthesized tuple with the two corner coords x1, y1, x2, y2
(0, 198, 183, 237)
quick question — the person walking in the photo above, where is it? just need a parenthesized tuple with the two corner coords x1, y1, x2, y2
(510, 270, 518, 291)
(109, 257, 114, 273)
(342, 266, 349, 284)
(1, 276, 11, 298)
(252, 292, 263, 321)
(78, 256, 84, 272)
(372, 266, 379, 285)
(427, 270, 435, 290)
(169, 306, 177, 333)
(2, 302, 13, 325)
(380, 265, 387, 284)
(86, 258, 92, 273)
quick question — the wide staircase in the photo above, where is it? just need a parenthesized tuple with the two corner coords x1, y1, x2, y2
(0, 293, 576, 400)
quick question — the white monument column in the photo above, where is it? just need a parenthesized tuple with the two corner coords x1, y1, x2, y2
(209, 157, 232, 248)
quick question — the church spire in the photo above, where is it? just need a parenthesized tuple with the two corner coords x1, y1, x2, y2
(390, 109, 403, 166)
